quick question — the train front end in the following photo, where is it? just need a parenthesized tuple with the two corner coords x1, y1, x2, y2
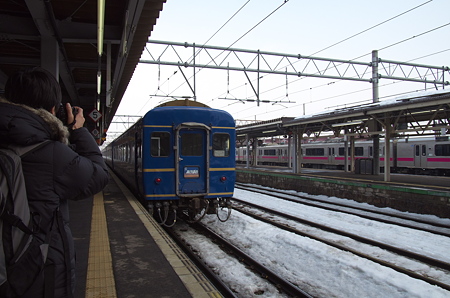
(141, 102, 235, 225)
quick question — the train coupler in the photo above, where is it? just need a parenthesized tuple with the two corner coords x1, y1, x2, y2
(186, 198, 209, 223)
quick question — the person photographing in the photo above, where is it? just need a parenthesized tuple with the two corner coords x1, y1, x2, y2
(0, 67, 109, 298)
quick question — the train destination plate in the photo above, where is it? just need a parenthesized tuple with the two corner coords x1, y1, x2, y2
(184, 166, 199, 178)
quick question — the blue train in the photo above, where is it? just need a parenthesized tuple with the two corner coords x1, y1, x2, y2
(103, 100, 236, 226)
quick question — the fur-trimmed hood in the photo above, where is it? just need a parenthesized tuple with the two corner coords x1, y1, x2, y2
(0, 96, 69, 145)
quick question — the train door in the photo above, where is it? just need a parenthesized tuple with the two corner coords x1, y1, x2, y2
(176, 124, 209, 196)
(414, 144, 427, 168)
(328, 147, 335, 165)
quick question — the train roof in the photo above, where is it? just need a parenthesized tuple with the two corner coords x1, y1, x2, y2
(292, 89, 450, 122)
(256, 135, 450, 147)
(143, 104, 235, 128)
(155, 99, 210, 108)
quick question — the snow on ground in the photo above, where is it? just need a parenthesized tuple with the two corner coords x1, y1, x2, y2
(233, 188, 450, 263)
(175, 188, 450, 298)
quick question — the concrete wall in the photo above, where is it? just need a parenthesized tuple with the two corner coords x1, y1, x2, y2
(237, 169, 450, 218)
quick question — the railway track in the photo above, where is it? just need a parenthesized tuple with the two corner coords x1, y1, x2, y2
(235, 183, 450, 237)
(230, 190, 450, 291)
(170, 221, 313, 298)
(163, 225, 238, 298)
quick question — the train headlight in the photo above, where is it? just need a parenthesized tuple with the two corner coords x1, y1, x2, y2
(220, 176, 227, 182)
(155, 178, 162, 184)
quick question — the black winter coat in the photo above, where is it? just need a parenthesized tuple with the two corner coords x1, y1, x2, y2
(0, 98, 109, 297)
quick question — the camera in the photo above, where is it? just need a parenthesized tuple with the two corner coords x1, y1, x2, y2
(56, 103, 78, 125)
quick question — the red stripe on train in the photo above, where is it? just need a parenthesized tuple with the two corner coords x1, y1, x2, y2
(428, 158, 450, 162)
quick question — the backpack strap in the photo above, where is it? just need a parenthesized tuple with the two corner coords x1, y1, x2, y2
(10, 140, 52, 158)
(1, 212, 33, 235)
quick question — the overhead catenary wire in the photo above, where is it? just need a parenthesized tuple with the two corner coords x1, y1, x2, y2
(352, 22, 450, 61)
(234, 62, 449, 120)
(233, 72, 447, 120)
(150, 0, 251, 101)
(235, 44, 450, 111)
(218, 0, 439, 111)
(213, 0, 435, 108)
(139, 1, 446, 123)
(226, 0, 289, 50)
(166, 0, 290, 97)
(232, 21, 449, 120)
(308, 0, 433, 57)
(189, 0, 251, 62)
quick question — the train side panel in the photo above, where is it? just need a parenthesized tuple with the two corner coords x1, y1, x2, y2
(237, 137, 449, 174)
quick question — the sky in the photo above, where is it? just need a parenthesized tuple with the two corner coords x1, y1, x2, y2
(174, 186, 450, 297)
(110, 0, 450, 138)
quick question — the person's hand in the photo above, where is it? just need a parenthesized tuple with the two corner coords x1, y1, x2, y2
(66, 103, 85, 129)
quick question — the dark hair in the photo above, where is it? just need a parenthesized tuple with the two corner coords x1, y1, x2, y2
(5, 67, 62, 112)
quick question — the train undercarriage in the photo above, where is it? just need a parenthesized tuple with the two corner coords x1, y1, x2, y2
(148, 197, 232, 227)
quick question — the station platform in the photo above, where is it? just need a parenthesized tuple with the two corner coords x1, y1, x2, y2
(236, 165, 450, 218)
(69, 171, 220, 298)
(237, 165, 450, 191)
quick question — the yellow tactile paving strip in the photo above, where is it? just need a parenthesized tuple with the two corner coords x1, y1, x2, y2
(85, 192, 117, 298)
(110, 171, 223, 298)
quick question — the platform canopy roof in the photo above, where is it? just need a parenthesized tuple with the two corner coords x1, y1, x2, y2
(0, 0, 166, 132)
(236, 90, 450, 140)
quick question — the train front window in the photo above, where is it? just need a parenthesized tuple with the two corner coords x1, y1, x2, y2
(181, 133, 203, 156)
(213, 133, 230, 157)
(151, 132, 170, 157)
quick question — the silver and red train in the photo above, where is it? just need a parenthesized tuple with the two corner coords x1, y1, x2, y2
(236, 136, 450, 175)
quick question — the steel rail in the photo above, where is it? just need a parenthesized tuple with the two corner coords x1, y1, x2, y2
(189, 222, 314, 298)
(235, 183, 450, 236)
(231, 198, 450, 292)
(163, 226, 238, 298)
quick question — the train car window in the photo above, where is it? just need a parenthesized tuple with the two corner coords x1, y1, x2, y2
(338, 147, 346, 156)
(181, 133, 203, 156)
(415, 145, 420, 156)
(422, 145, 426, 156)
(355, 147, 364, 156)
(264, 149, 276, 155)
(338, 147, 364, 156)
(306, 148, 324, 156)
(213, 133, 230, 157)
(151, 132, 170, 157)
(369, 146, 373, 157)
(435, 144, 450, 156)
